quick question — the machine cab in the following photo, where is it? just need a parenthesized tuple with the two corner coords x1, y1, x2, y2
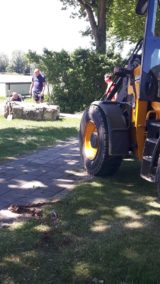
(136, 0, 160, 101)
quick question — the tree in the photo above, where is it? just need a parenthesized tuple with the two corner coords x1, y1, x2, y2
(60, 0, 108, 53)
(0, 53, 9, 72)
(60, 0, 146, 52)
(26, 48, 122, 112)
(108, 0, 145, 43)
(7, 50, 30, 74)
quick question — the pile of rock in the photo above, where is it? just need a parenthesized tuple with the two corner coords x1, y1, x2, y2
(4, 101, 60, 121)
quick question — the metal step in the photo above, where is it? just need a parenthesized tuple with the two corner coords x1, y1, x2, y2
(143, 156, 152, 162)
(141, 121, 160, 182)
(140, 173, 155, 182)
(146, 137, 158, 144)
(149, 121, 160, 127)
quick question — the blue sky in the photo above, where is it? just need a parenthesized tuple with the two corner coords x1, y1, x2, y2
(0, 0, 91, 57)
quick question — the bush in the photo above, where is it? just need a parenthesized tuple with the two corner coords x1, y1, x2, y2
(30, 48, 123, 113)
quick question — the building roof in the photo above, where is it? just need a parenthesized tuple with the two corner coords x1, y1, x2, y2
(0, 74, 32, 83)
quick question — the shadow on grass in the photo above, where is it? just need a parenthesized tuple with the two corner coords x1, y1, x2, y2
(0, 159, 160, 283)
(0, 126, 78, 160)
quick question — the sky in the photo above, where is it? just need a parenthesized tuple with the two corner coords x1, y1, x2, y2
(0, 0, 91, 57)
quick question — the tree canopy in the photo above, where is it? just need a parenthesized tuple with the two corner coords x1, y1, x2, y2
(0, 53, 9, 72)
(59, 0, 109, 53)
(59, 0, 145, 53)
(108, 0, 145, 43)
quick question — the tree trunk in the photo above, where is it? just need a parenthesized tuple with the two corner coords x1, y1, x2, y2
(96, 0, 106, 53)
(78, 0, 107, 54)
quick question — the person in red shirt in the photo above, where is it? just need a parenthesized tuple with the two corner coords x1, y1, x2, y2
(104, 73, 117, 101)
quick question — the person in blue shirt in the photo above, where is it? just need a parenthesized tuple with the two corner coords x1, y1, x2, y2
(29, 68, 46, 103)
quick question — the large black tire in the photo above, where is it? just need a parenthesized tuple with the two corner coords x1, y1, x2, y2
(156, 161, 160, 200)
(79, 104, 122, 177)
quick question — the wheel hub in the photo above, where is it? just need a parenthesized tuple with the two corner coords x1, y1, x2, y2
(90, 133, 98, 148)
(84, 120, 98, 160)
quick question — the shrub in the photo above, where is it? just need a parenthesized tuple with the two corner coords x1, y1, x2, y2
(29, 48, 123, 113)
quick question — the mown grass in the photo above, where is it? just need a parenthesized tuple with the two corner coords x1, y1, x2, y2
(0, 115, 80, 160)
(0, 158, 159, 283)
(0, 101, 159, 283)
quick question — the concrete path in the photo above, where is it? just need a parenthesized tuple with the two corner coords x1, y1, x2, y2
(0, 137, 88, 226)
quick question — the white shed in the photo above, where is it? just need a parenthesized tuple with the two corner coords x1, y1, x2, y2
(0, 74, 32, 97)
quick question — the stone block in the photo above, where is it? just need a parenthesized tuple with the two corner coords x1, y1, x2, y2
(4, 101, 60, 121)
(43, 106, 60, 120)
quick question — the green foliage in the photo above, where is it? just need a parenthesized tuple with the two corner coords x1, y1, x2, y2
(60, 0, 108, 53)
(107, 0, 145, 43)
(0, 53, 9, 72)
(7, 50, 30, 74)
(26, 50, 41, 65)
(60, 0, 146, 46)
(28, 48, 122, 113)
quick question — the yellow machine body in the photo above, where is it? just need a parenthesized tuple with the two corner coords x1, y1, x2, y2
(128, 65, 160, 160)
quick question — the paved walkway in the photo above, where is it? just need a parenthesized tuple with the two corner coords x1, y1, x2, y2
(0, 137, 88, 226)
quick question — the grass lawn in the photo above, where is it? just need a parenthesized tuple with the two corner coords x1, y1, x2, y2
(0, 114, 80, 160)
(0, 109, 160, 283)
(0, 157, 159, 283)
